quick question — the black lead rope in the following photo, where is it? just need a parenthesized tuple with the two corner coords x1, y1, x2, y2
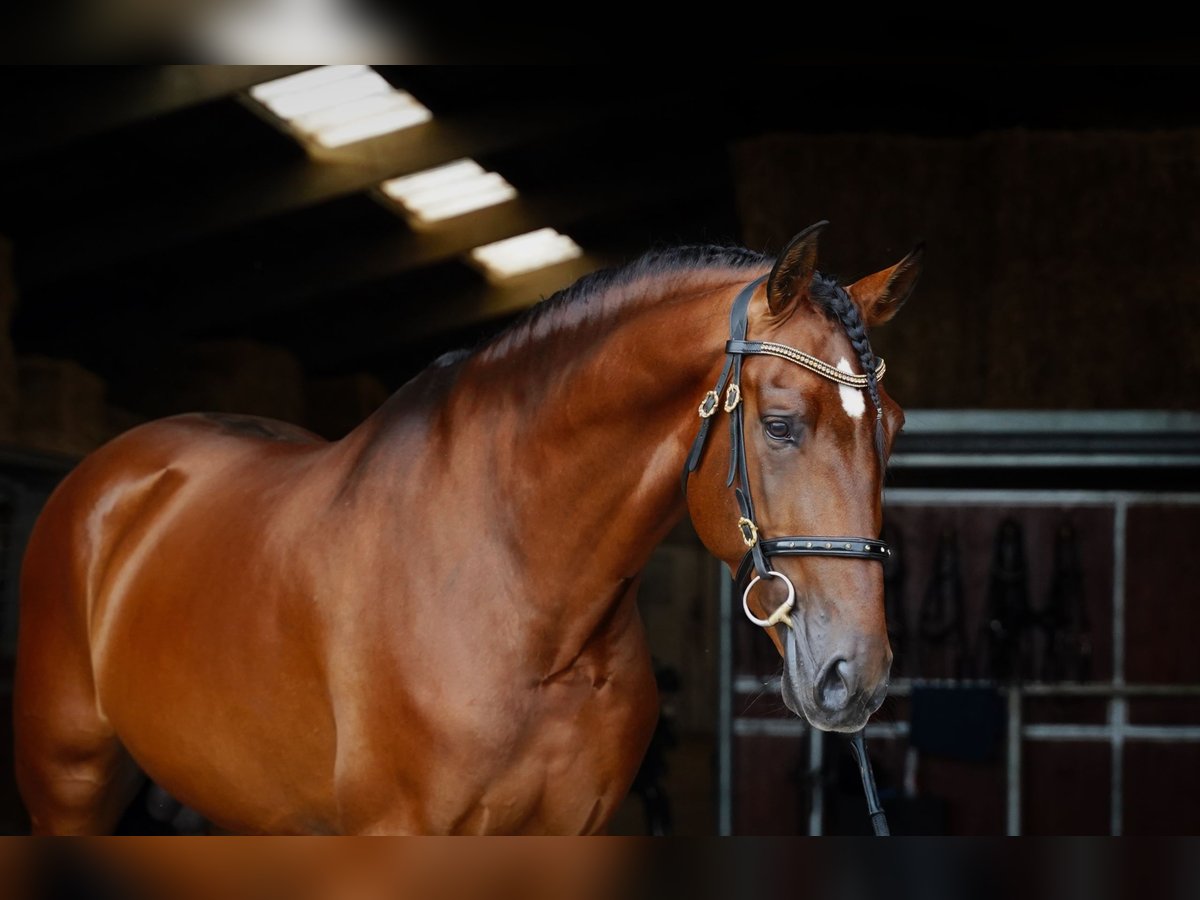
(848, 730, 890, 836)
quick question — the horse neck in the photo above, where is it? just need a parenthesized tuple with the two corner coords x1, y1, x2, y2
(448, 269, 760, 591)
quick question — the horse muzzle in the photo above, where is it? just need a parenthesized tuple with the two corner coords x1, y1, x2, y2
(782, 626, 891, 733)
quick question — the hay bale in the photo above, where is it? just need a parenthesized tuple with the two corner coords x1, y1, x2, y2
(16, 355, 107, 457)
(981, 129, 1200, 409)
(306, 373, 390, 439)
(733, 129, 1200, 410)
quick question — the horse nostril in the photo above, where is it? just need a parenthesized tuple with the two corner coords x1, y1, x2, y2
(816, 658, 854, 713)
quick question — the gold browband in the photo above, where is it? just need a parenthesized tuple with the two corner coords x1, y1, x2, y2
(753, 342, 885, 389)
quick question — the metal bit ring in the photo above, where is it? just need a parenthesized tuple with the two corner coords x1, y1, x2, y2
(742, 570, 797, 629)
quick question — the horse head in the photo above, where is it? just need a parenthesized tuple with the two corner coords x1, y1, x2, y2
(686, 222, 922, 732)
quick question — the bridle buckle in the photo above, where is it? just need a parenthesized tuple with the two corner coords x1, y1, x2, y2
(723, 383, 741, 412)
(736, 516, 758, 548)
(698, 390, 719, 419)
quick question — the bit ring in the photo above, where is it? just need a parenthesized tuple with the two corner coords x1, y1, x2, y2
(742, 570, 796, 629)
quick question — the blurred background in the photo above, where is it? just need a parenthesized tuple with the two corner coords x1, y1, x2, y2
(0, 65, 1198, 836)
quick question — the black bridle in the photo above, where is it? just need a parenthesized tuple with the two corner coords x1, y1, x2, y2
(682, 274, 892, 836)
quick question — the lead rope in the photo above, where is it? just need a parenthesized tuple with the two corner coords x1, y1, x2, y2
(848, 730, 890, 836)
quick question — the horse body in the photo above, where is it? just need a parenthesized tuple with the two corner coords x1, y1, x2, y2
(13, 273, 735, 834)
(14, 232, 920, 834)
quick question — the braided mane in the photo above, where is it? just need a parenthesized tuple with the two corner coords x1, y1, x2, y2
(809, 273, 886, 466)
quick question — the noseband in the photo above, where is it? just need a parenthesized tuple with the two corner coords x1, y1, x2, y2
(683, 275, 893, 629)
(683, 274, 894, 836)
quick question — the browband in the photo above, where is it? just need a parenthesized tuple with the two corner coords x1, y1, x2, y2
(724, 340, 886, 388)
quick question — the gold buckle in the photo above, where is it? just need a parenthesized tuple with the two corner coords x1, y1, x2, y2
(723, 383, 741, 412)
(698, 390, 719, 418)
(737, 516, 758, 548)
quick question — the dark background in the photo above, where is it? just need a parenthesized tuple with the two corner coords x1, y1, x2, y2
(0, 66, 1198, 836)
(2, 67, 1198, 445)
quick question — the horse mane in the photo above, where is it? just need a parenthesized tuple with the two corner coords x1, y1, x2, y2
(809, 272, 886, 466)
(540, 244, 773, 314)
(473, 244, 773, 363)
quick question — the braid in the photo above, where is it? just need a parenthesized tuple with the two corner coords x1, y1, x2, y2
(815, 279, 886, 468)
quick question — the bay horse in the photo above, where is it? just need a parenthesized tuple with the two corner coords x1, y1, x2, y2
(13, 222, 921, 834)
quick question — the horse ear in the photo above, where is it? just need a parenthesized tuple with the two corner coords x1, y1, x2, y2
(766, 220, 828, 316)
(846, 243, 924, 326)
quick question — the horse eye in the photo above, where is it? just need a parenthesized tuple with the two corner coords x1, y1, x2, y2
(765, 420, 792, 441)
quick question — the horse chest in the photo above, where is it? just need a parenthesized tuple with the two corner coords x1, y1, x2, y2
(340, 633, 657, 834)
(455, 668, 657, 834)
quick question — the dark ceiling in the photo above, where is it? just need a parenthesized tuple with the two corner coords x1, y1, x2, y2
(3, 66, 1200, 391)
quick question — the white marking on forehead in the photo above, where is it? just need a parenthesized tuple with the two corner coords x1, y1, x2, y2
(836, 357, 866, 419)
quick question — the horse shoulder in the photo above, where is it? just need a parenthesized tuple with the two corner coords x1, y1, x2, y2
(29, 413, 331, 625)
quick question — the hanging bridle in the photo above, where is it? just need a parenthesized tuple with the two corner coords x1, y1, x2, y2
(682, 273, 893, 836)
